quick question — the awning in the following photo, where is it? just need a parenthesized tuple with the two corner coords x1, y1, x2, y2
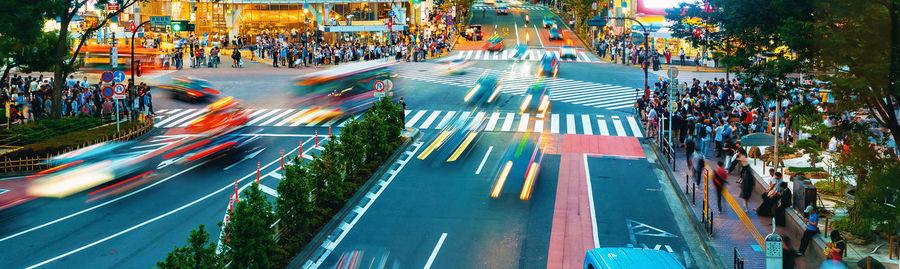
(740, 133, 776, 147)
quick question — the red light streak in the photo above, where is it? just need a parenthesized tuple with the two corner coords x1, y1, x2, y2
(87, 170, 154, 196)
(163, 140, 211, 159)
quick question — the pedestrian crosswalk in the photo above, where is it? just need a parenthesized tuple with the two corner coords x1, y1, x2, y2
(472, 5, 546, 10)
(395, 64, 639, 110)
(153, 108, 644, 137)
(450, 49, 602, 63)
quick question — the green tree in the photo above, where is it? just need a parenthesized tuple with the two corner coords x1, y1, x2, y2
(156, 224, 223, 269)
(273, 157, 316, 266)
(0, 0, 62, 83)
(222, 182, 276, 268)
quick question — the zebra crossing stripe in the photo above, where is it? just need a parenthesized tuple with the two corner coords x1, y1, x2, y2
(435, 111, 456, 129)
(534, 120, 544, 133)
(276, 109, 310, 127)
(458, 111, 472, 125)
(598, 119, 610, 136)
(155, 109, 191, 127)
(156, 109, 170, 114)
(339, 114, 362, 127)
(404, 110, 412, 117)
(613, 118, 627, 136)
(470, 112, 486, 129)
(419, 111, 442, 129)
(606, 103, 636, 110)
(486, 112, 501, 131)
(246, 109, 282, 125)
(260, 109, 296, 126)
(405, 110, 427, 127)
(579, 52, 592, 62)
(517, 113, 530, 132)
(551, 114, 560, 133)
(501, 113, 515, 131)
(579, 96, 638, 107)
(627, 117, 643, 138)
(248, 109, 268, 118)
(581, 114, 593, 135)
(174, 109, 211, 128)
(566, 114, 576, 134)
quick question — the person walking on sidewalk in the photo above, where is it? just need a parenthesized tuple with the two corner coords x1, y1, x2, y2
(713, 161, 728, 213)
(736, 148, 754, 212)
(691, 148, 705, 185)
(797, 205, 819, 256)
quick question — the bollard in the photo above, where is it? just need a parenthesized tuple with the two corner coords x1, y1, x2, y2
(281, 150, 285, 170)
(234, 179, 239, 202)
(329, 123, 332, 137)
(299, 141, 303, 158)
(315, 130, 319, 147)
(256, 162, 261, 183)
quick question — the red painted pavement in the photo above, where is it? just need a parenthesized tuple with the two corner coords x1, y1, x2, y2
(546, 134, 644, 269)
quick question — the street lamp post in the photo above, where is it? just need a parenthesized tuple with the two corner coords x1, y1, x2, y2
(608, 16, 650, 92)
(131, 20, 151, 86)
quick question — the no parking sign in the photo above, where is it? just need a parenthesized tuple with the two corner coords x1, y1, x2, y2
(374, 80, 385, 92)
(101, 71, 114, 83)
(102, 86, 114, 98)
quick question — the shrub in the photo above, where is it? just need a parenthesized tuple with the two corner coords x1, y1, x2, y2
(814, 180, 850, 196)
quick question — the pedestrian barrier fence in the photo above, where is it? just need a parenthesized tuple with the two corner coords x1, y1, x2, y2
(0, 118, 154, 173)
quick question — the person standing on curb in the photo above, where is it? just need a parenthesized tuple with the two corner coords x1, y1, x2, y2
(797, 205, 819, 256)
(398, 97, 407, 125)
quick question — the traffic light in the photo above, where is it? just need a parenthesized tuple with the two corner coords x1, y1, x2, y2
(135, 60, 142, 77)
(129, 22, 136, 33)
(171, 20, 194, 32)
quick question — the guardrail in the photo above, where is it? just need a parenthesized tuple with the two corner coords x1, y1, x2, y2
(0, 119, 154, 173)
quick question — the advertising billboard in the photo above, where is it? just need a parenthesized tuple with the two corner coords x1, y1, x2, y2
(636, 0, 693, 16)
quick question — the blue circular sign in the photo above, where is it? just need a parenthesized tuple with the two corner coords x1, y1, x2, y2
(113, 71, 126, 83)
(389, 10, 395, 17)
(102, 86, 114, 98)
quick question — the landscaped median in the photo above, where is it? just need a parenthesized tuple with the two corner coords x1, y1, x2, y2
(157, 97, 415, 268)
(0, 117, 153, 174)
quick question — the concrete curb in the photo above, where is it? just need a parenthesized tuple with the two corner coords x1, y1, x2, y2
(287, 128, 422, 268)
(645, 142, 727, 269)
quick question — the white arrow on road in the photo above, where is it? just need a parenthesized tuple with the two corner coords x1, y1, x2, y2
(224, 148, 265, 170)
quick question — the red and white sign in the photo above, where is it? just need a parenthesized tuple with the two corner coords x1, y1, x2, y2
(107, 3, 119, 10)
(113, 83, 126, 95)
(374, 80, 385, 92)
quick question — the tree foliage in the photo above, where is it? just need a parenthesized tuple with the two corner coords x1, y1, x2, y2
(0, 1, 65, 84)
(222, 182, 276, 269)
(156, 224, 223, 269)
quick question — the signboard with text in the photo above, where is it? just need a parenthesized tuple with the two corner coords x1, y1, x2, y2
(149, 16, 171, 26)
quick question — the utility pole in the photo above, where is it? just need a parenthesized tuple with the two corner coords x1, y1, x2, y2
(131, 20, 151, 85)
(608, 16, 650, 92)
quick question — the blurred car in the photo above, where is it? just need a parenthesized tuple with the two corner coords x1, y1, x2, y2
(484, 0, 496, 5)
(434, 58, 472, 75)
(542, 16, 555, 28)
(184, 96, 251, 136)
(464, 72, 502, 105)
(157, 77, 221, 102)
(291, 61, 395, 124)
(511, 44, 529, 60)
(509, 0, 523, 7)
(560, 45, 577, 60)
(465, 25, 484, 41)
(497, 5, 509, 15)
(490, 132, 545, 200)
(520, 86, 550, 117)
(548, 26, 563, 41)
(335, 248, 400, 269)
(538, 52, 559, 77)
(417, 110, 488, 162)
(484, 36, 504, 51)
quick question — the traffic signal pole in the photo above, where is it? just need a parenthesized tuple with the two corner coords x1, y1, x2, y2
(131, 20, 151, 87)
(607, 16, 650, 92)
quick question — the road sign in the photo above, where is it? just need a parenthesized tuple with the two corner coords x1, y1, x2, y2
(102, 86, 114, 98)
(389, 10, 395, 17)
(101, 71, 114, 83)
(113, 71, 126, 83)
(113, 83, 126, 95)
(374, 80, 385, 92)
(667, 67, 679, 78)
(107, 3, 119, 10)
(149, 16, 171, 26)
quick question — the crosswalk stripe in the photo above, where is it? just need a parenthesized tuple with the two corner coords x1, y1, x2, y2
(594, 99, 639, 109)
(404, 110, 411, 117)
(598, 119, 610, 136)
(474, 51, 483, 60)
(156, 109, 170, 114)
(470, 112, 486, 129)
(581, 114, 593, 135)
(501, 113, 515, 131)
(419, 111, 442, 129)
(493, 51, 501, 60)
(405, 110, 427, 127)
(574, 92, 638, 105)
(566, 114, 576, 134)
(626, 116, 644, 138)
(295, 109, 327, 126)
(435, 111, 456, 129)
(579, 52, 592, 62)
(246, 109, 283, 125)
(260, 109, 296, 126)
(174, 109, 211, 128)
(551, 114, 560, 133)
(534, 120, 544, 132)
(455, 51, 465, 59)
(155, 109, 194, 127)
(248, 109, 268, 118)
(550, 85, 627, 99)
(466, 51, 475, 60)
(486, 112, 500, 131)
(338, 114, 362, 127)
(276, 109, 311, 126)
(606, 103, 636, 110)
(613, 118, 627, 136)
(553, 51, 561, 59)
(517, 113, 530, 132)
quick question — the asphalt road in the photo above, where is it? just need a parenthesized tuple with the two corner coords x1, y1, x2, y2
(0, 2, 709, 268)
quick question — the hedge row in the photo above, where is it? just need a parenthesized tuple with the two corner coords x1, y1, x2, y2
(3, 120, 145, 159)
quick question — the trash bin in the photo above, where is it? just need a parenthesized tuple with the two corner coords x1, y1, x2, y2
(792, 175, 817, 212)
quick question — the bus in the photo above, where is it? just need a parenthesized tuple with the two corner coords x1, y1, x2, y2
(289, 60, 397, 124)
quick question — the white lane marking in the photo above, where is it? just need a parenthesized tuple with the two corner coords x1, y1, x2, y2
(534, 120, 544, 132)
(246, 109, 282, 125)
(517, 113, 530, 132)
(435, 111, 457, 129)
(173, 109, 211, 128)
(501, 113, 515, 132)
(405, 110, 412, 117)
(154, 109, 194, 127)
(155, 109, 170, 114)
(405, 110, 427, 127)
(598, 119, 610, 136)
(515, 22, 520, 45)
(533, 25, 544, 48)
(551, 114, 560, 133)
(583, 154, 601, 249)
(579, 52, 592, 62)
(613, 118, 627, 136)
(419, 111, 442, 129)
(247, 108, 268, 118)
(275, 109, 311, 126)
(0, 162, 204, 243)
(424, 233, 449, 269)
(259, 184, 279, 197)
(131, 142, 169, 150)
(475, 146, 493, 175)
(259, 109, 296, 126)
(474, 51, 483, 60)
(471, 112, 486, 129)
(626, 116, 644, 138)
(581, 114, 593, 135)
(566, 114, 576, 134)
(485, 112, 501, 131)
(605, 103, 637, 110)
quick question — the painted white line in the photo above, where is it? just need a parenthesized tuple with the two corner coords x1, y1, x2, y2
(131, 143, 170, 150)
(259, 109, 296, 126)
(424, 233, 449, 269)
(405, 110, 412, 117)
(419, 111, 442, 129)
(517, 113, 530, 132)
(155, 109, 170, 114)
(246, 109, 282, 125)
(275, 109, 311, 126)
(170, 109, 210, 128)
(626, 116, 644, 138)
(406, 110, 427, 127)
(613, 118, 627, 136)
(501, 113, 515, 132)
(475, 146, 493, 175)
(515, 22, 520, 45)
(247, 108, 268, 118)
(259, 184, 279, 197)
(581, 114, 593, 135)
(534, 120, 544, 132)
(598, 119, 610, 136)
(0, 162, 204, 243)
(485, 112, 501, 131)
(154, 109, 194, 127)
(338, 114, 363, 127)
(583, 154, 600, 249)
(435, 111, 457, 129)
(551, 114, 560, 133)
(533, 25, 544, 48)
(566, 114, 576, 134)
